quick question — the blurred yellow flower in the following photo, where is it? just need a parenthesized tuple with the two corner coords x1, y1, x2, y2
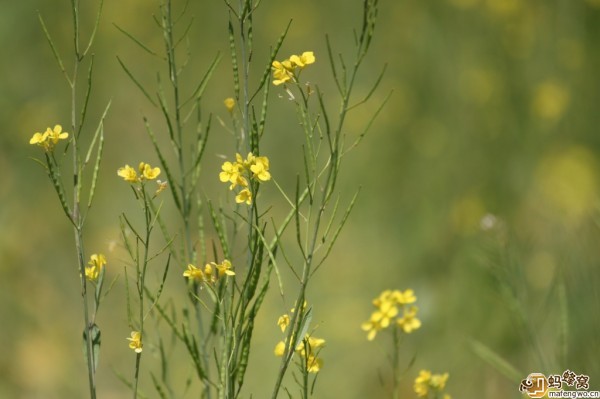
(142, 163, 161, 180)
(297, 335, 325, 373)
(277, 314, 290, 332)
(127, 331, 143, 353)
(414, 370, 432, 397)
(85, 253, 106, 282)
(219, 161, 246, 189)
(29, 125, 68, 151)
(532, 80, 570, 122)
(397, 306, 421, 333)
(535, 146, 598, 225)
(46, 125, 69, 144)
(414, 370, 450, 397)
(273, 307, 325, 373)
(394, 289, 417, 304)
(184, 260, 234, 284)
(431, 372, 449, 390)
(183, 264, 204, 282)
(299, 336, 325, 353)
(274, 341, 286, 356)
(306, 354, 323, 373)
(236, 188, 252, 205)
(272, 59, 294, 85)
(224, 97, 235, 112)
(117, 164, 139, 183)
(361, 314, 384, 341)
(363, 288, 422, 339)
(250, 156, 271, 181)
(290, 51, 315, 68)
(373, 300, 398, 328)
(215, 259, 235, 278)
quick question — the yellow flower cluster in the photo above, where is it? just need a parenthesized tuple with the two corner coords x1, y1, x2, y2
(183, 259, 235, 284)
(414, 370, 451, 398)
(361, 289, 422, 341)
(219, 152, 271, 205)
(271, 51, 316, 86)
(274, 305, 324, 373)
(84, 253, 106, 282)
(117, 162, 161, 183)
(126, 331, 143, 353)
(29, 125, 69, 151)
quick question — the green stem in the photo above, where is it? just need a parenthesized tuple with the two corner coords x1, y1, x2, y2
(392, 328, 400, 399)
(70, 8, 97, 394)
(133, 353, 141, 399)
(133, 186, 152, 399)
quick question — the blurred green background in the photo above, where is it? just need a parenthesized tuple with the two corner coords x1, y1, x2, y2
(2, 0, 600, 398)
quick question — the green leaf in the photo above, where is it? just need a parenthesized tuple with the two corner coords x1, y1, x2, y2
(38, 12, 71, 86)
(470, 339, 522, 383)
(117, 56, 158, 107)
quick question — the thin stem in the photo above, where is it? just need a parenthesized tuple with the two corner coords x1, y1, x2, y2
(70, 1, 97, 395)
(133, 353, 141, 399)
(392, 328, 400, 399)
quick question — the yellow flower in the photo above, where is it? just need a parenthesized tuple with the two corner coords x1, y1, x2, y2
(236, 188, 252, 205)
(241, 152, 255, 168)
(290, 51, 315, 68)
(302, 336, 325, 352)
(277, 314, 290, 332)
(306, 354, 323, 373)
(85, 253, 106, 282)
(361, 300, 399, 340)
(127, 331, 143, 353)
(203, 263, 216, 283)
(361, 316, 383, 341)
(29, 125, 68, 151)
(29, 131, 49, 147)
(414, 370, 449, 397)
(274, 341, 286, 356)
(142, 163, 161, 180)
(431, 373, 449, 390)
(185, 260, 234, 284)
(362, 299, 399, 340)
(272, 59, 294, 85)
(46, 125, 69, 144)
(414, 370, 432, 397)
(224, 97, 235, 112)
(219, 161, 246, 189)
(394, 289, 417, 304)
(397, 306, 421, 333)
(298, 335, 325, 373)
(183, 264, 205, 282)
(215, 259, 235, 278)
(250, 156, 271, 181)
(372, 289, 394, 307)
(117, 164, 139, 183)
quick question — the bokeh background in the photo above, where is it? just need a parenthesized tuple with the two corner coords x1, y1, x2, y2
(2, 0, 600, 398)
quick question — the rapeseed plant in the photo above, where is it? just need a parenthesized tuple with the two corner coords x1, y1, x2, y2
(29, 0, 109, 396)
(29, 0, 386, 397)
